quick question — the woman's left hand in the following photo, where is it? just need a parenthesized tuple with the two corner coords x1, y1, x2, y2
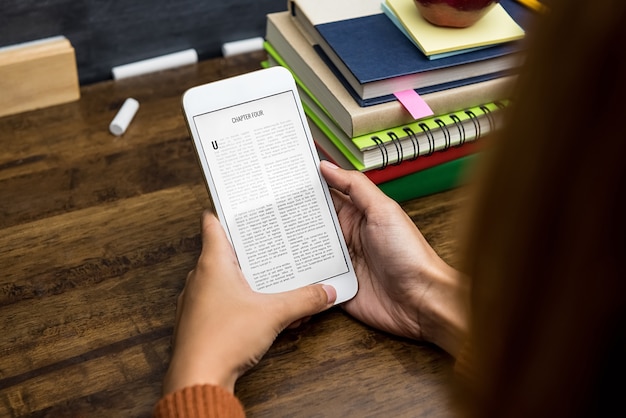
(163, 211, 337, 395)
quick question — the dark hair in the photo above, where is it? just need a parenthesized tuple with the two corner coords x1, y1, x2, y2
(461, 1, 626, 416)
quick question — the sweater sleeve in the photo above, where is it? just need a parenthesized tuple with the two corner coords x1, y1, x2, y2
(154, 384, 245, 418)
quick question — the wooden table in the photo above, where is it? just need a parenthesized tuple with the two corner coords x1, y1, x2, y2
(0, 51, 468, 417)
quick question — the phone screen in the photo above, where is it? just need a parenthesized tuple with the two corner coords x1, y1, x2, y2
(192, 89, 351, 293)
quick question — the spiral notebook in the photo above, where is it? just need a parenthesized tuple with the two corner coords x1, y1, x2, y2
(313, 117, 479, 201)
(300, 76, 508, 175)
(311, 110, 480, 185)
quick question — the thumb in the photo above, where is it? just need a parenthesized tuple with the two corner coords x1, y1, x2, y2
(271, 284, 337, 329)
(199, 210, 236, 260)
(320, 160, 387, 213)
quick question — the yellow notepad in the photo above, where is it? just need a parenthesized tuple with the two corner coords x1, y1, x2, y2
(385, 0, 525, 57)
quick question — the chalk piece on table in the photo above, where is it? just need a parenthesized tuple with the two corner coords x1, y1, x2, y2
(221, 37, 264, 57)
(109, 98, 139, 136)
(112, 49, 198, 80)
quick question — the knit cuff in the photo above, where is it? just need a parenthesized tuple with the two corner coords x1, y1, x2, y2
(154, 384, 245, 418)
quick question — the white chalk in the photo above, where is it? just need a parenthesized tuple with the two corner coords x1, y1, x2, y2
(0, 35, 66, 53)
(109, 98, 139, 136)
(221, 37, 264, 57)
(112, 49, 198, 80)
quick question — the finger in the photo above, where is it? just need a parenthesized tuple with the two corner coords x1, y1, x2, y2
(320, 160, 393, 214)
(271, 284, 337, 329)
(286, 316, 312, 329)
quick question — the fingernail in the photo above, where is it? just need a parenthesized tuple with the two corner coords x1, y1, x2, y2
(320, 160, 339, 170)
(322, 284, 337, 304)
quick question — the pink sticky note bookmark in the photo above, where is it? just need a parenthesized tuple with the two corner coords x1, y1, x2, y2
(394, 89, 434, 120)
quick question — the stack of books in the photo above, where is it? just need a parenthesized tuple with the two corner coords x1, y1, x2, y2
(263, 0, 532, 201)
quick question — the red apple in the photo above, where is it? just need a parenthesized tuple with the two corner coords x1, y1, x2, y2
(414, 0, 500, 28)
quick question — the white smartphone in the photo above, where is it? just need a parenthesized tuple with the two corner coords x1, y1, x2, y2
(182, 66, 358, 304)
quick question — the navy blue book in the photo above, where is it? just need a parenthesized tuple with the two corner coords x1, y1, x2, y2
(313, 44, 512, 107)
(289, 0, 533, 101)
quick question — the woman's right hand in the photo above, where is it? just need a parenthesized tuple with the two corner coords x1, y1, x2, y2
(320, 161, 468, 357)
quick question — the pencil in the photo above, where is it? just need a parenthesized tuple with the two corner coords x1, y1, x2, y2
(515, 0, 548, 13)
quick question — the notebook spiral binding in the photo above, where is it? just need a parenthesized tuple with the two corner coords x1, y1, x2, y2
(388, 132, 403, 166)
(371, 136, 388, 169)
(449, 114, 465, 146)
(371, 101, 506, 170)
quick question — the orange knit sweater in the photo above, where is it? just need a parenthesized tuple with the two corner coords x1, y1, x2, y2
(154, 385, 245, 418)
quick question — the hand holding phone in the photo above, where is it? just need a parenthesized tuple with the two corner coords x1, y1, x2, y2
(182, 67, 358, 304)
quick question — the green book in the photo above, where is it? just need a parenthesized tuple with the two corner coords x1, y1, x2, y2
(378, 154, 478, 202)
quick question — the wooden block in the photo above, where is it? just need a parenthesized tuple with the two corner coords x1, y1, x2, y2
(0, 36, 80, 117)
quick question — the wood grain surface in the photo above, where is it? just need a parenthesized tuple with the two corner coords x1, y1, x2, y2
(0, 51, 468, 417)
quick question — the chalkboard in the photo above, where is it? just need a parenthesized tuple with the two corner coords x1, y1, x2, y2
(0, 0, 285, 84)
